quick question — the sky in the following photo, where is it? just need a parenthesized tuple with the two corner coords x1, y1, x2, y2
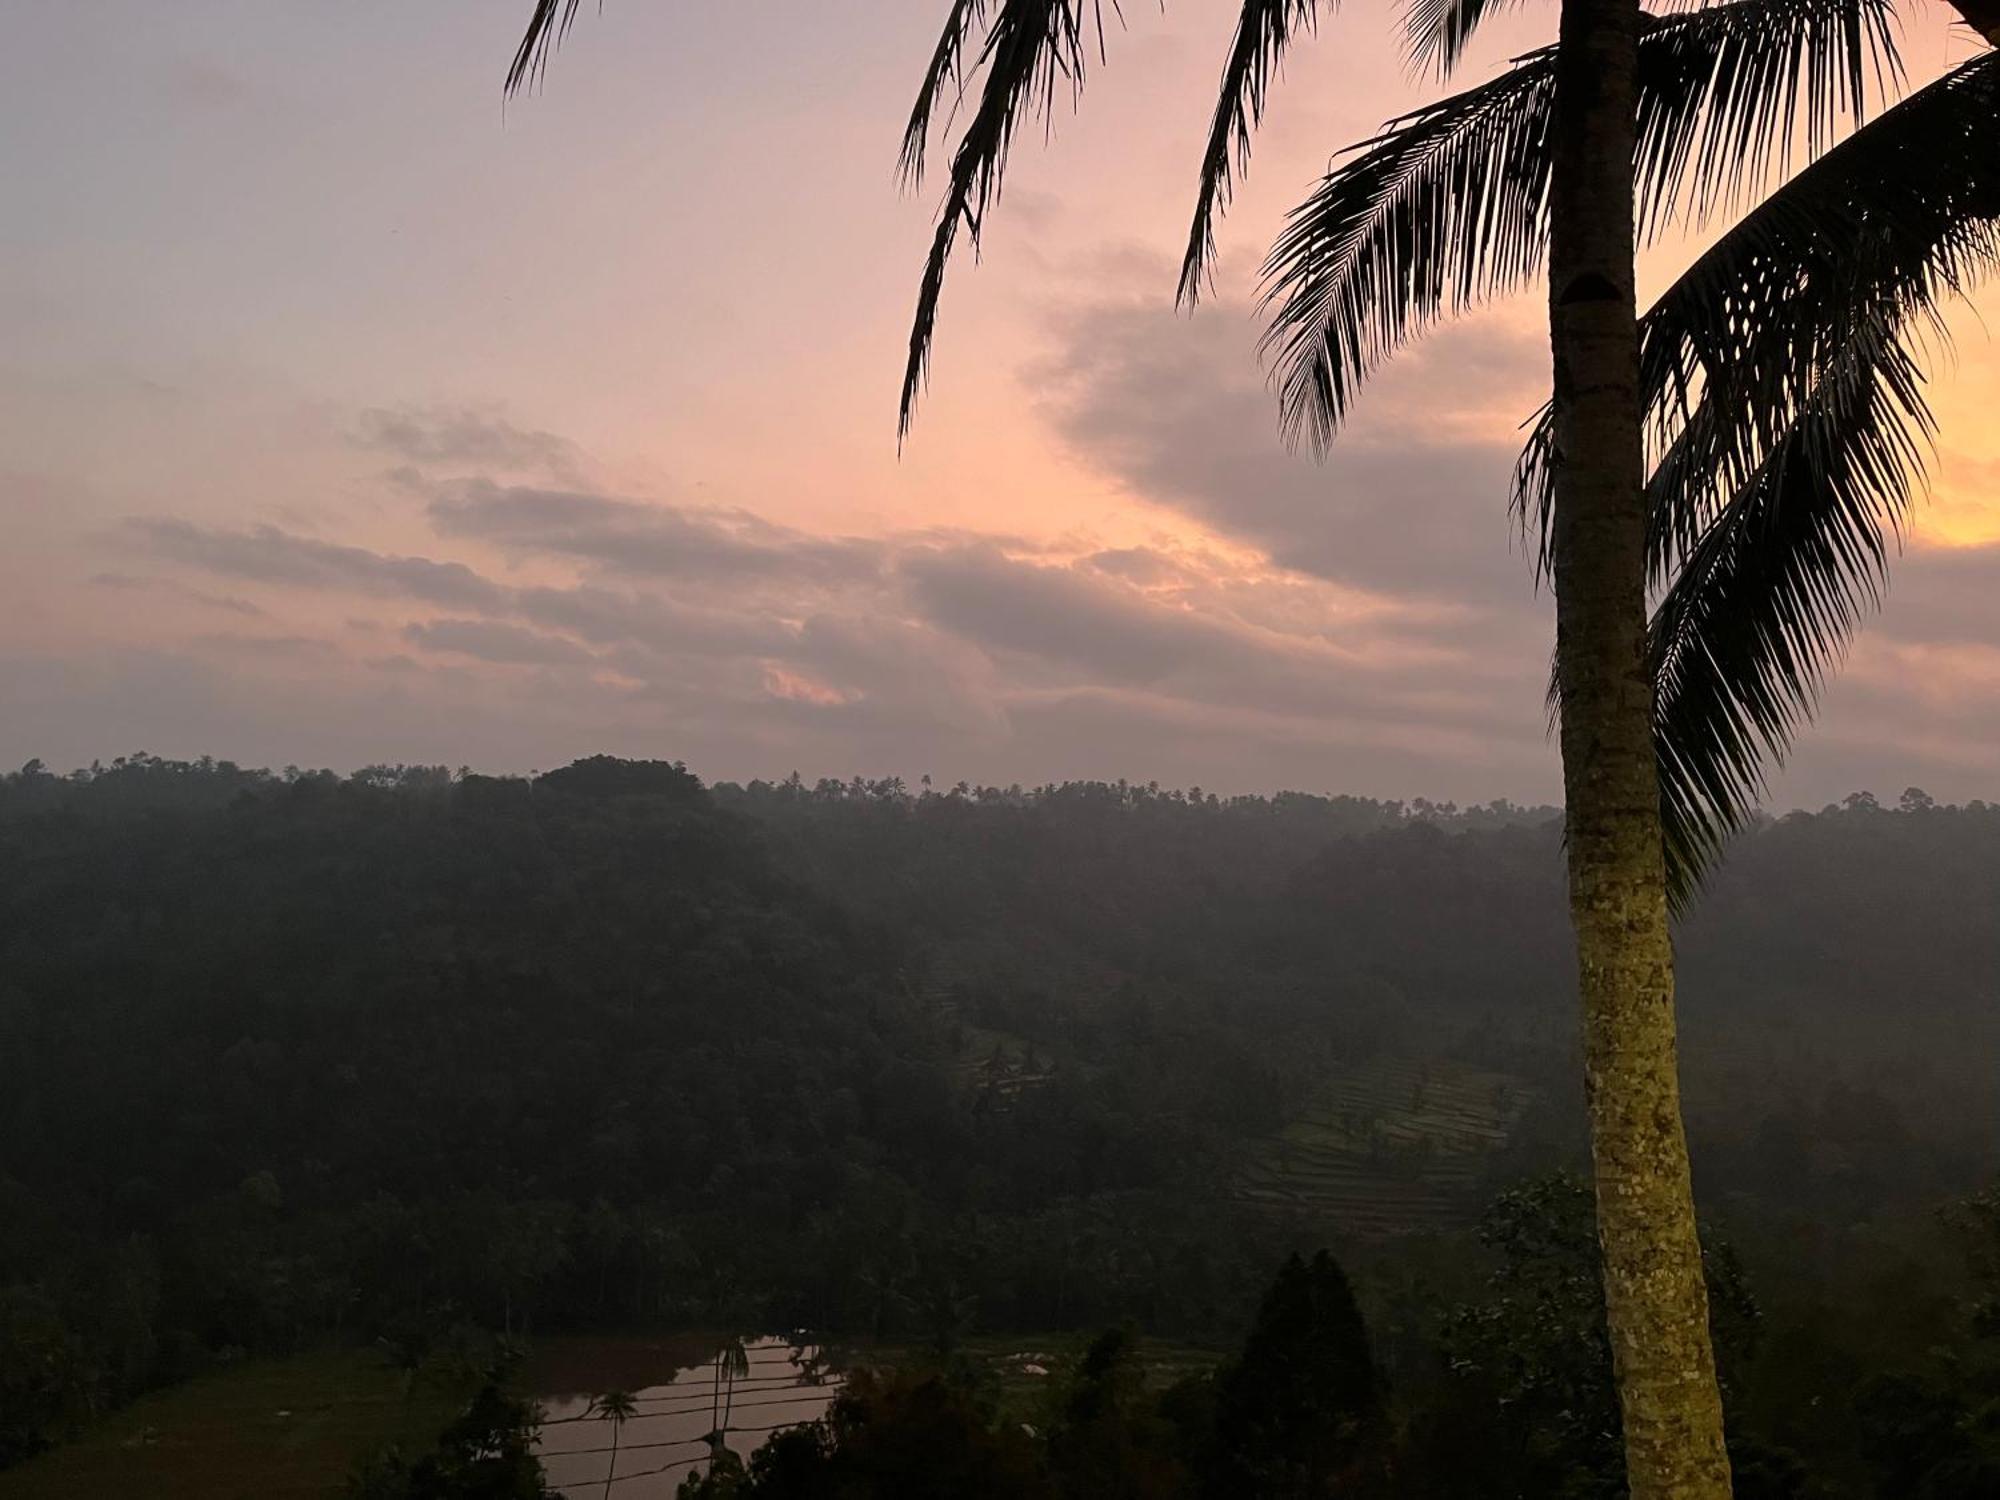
(3, 1, 1997, 806)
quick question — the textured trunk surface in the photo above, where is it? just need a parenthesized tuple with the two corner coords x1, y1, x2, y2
(1546, 0, 1733, 1494)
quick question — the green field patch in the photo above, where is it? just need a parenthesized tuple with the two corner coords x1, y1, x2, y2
(0, 1351, 472, 1500)
(943, 1021, 1059, 1102)
(1236, 1057, 1537, 1237)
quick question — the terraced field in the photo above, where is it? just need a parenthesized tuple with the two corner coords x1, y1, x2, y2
(1238, 1058, 1536, 1238)
(924, 982, 1059, 1105)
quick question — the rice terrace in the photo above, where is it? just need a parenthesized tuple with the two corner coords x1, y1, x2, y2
(1239, 1059, 1540, 1235)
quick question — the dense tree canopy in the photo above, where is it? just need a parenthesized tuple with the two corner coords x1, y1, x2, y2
(3, 753, 1999, 1492)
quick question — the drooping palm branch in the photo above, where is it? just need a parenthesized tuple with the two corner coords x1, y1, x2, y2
(1179, 1, 1329, 305)
(1647, 330, 1935, 887)
(1539, 51, 2000, 896)
(894, 1, 1111, 438)
(506, 0, 588, 96)
(1253, 0, 1997, 905)
(904, 0, 1890, 455)
(1259, 0, 1897, 451)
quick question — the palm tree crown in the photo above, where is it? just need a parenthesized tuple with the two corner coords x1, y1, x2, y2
(588, 1389, 637, 1500)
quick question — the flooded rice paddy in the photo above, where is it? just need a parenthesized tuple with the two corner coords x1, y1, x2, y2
(531, 1336, 840, 1497)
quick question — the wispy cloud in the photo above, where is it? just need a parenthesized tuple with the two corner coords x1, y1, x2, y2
(126, 518, 509, 611)
(352, 407, 587, 483)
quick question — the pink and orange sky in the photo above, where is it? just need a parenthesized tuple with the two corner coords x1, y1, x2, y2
(3, 1, 1997, 804)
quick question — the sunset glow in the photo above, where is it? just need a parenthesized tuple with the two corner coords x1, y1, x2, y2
(3, 1, 1997, 804)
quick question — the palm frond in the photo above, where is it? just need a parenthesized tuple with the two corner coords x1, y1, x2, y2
(506, 0, 587, 96)
(1631, 0, 1899, 242)
(901, 1, 994, 187)
(1263, 0, 1894, 452)
(1652, 324, 1934, 899)
(1642, 53, 2000, 898)
(1509, 54, 2000, 898)
(900, 0, 1112, 438)
(1639, 64, 1995, 577)
(1261, 62, 1553, 451)
(1404, 0, 1527, 80)
(1180, 1, 1328, 306)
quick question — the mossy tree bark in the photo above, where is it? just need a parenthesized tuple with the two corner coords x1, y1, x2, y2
(1546, 0, 1733, 1493)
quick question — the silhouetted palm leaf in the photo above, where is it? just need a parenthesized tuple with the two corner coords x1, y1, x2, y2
(1180, 1, 1329, 305)
(898, 0, 1112, 437)
(1262, 0, 1896, 451)
(1650, 328, 1933, 892)
(1644, 54, 2000, 895)
(1404, 0, 1528, 79)
(901, 1, 997, 187)
(1509, 52, 2000, 899)
(506, 0, 587, 96)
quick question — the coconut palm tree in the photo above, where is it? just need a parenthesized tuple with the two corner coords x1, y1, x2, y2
(707, 1336, 749, 1453)
(877, 9, 1994, 1493)
(587, 1388, 637, 1499)
(1241, 77, 2000, 1490)
(889, 3, 1772, 1490)
(500, 2, 2000, 1492)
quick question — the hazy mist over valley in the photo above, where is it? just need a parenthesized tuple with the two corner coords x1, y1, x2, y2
(11, 0, 2000, 1494)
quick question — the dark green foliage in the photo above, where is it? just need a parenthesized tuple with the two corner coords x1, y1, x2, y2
(1422, 1176, 1760, 1499)
(7, 754, 2000, 1492)
(346, 1379, 556, 1500)
(677, 1254, 1386, 1500)
(1207, 1253, 1383, 1498)
(1843, 1184, 2000, 1496)
(531, 755, 705, 802)
(1043, 1327, 1197, 1499)
(0, 1285, 93, 1467)
(1853, 1368, 2000, 1499)
(677, 1367, 1045, 1500)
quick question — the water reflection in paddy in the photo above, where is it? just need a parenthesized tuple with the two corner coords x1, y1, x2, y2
(533, 1336, 840, 1497)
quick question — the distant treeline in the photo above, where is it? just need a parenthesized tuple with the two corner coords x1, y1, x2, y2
(4, 754, 2000, 1491)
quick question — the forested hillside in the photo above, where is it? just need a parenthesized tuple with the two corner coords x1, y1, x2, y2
(4, 756, 1999, 1491)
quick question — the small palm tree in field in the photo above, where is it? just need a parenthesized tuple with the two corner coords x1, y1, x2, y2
(587, 1389, 637, 1499)
(708, 1336, 750, 1449)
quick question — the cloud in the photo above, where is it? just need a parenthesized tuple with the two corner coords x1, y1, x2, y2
(115, 337, 1986, 805)
(403, 618, 599, 667)
(104, 357, 1570, 796)
(514, 583, 797, 658)
(193, 633, 338, 658)
(902, 542, 1251, 685)
(90, 572, 268, 617)
(1038, 292, 1549, 617)
(351, 407, 586, 481)
(426, 479, 882, 586)
(127, 519, 509, 611)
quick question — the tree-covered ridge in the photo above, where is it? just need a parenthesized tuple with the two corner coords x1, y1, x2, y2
(4, 754, 2000, 1491)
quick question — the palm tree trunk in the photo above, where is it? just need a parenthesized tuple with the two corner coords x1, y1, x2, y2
(1546, 0, 1732, 1494)
(602, 1422, 618, 1500)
